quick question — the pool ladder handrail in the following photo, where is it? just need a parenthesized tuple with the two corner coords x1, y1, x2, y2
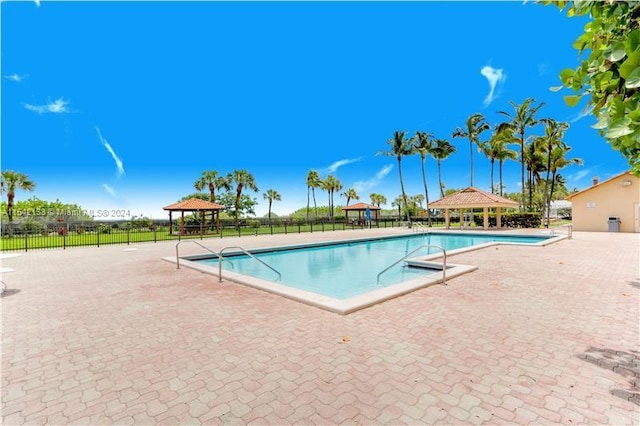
(218, 246, 282, 283)
(549, 224, 572, 239)
(175, 240, 233, 269)
(412, 222, 429, 234)
(376, 244, 447, 285)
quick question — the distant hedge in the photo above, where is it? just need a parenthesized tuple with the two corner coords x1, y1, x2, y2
(473, 212, 542, 228)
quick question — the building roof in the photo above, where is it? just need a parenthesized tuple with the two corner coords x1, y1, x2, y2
(341, 202, 381, 211)
(565, 171, 635, 200)
(429, 187, 519, 209)
(163, 198, 226, 211)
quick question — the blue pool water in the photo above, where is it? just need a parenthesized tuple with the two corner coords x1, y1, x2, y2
(195, 233, 548, 299)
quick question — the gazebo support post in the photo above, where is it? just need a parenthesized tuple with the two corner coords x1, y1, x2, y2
(459, 208, 464, 229)
(444, 208, 450, 229)
(169, 211, 173, 235)
(497, 207, 502, 229)
(200, 210, 204, 238)
(483, 207, 489, 230)
(180, 211, 185, 235)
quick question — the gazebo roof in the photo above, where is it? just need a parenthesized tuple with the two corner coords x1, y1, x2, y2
(341, 202, 381, 211)
(429, 187, 519, 209)
(163, 198, 226, 211)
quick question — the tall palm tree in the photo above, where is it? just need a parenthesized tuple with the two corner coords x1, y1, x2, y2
(547, 145, 583, 225)
(370, 193, 387, 207)
(534, 119, 571, 222)
(305, 170, 321, 220)
(497, 98, 545, 211)
(411, 131, 435, 226)
(491, 128, 518, 197)
(262, 189, 281, 225)
(431, 139, 457, 198)
(452, 114, 491, 187)
(194, 170, 231, 203)
(322, 175, 342, 218)
(377, 131, 413, 222)
(1, 170, 36, 222)
(524, 137, 547, 211)
(391, 196, 404, 220)
(231, 170, 258, 229)
(341, 188, 359, 206)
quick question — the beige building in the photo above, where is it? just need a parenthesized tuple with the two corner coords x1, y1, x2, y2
(566, 171, 640, 233)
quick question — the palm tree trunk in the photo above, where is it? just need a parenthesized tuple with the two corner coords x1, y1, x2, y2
(420, 157, 431, 226)
(520, 132, 525, 211)
(543, 145, 552, 226)
(235, 185, 243, 230)
(547, 171, 557, 226)
(306, 186, 310, 222)
(7, 192, 14, 222)
(437, 160, 444, 198)
(268, 201, 272, 225)
(490, 159, 495, 194)
(398, 158, 410, 223)
(312, 188, 317, 217)
(499, 160, 504, 197)
(469, 141, 474, 187)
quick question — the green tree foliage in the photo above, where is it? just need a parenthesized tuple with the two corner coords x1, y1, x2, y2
(180, 192, 210, 202)
(377, 131, 413, 222)
(1, 196, 91, 222)
(263, 189, 281, 223)
(217, 191, 257, 220)
(545, 1, 640, 175)
(1, 170, 36, 222)
(431, 139, 457, 198)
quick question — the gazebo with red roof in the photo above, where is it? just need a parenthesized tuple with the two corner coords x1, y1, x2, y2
(341, 202, 381, 226)
(163, 198, 226, 236)
(429, 187, 519, 230)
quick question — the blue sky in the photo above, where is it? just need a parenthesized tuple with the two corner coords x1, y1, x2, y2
(1, 1, 630, 219)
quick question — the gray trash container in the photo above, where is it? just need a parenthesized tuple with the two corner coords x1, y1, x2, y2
(608, 216, 621, 232)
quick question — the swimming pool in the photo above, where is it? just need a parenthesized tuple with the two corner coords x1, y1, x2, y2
(169, 231, 562, 314)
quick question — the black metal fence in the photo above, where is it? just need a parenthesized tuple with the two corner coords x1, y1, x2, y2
(0, 216, 450, 251)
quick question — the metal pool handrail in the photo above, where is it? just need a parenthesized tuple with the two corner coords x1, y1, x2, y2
(550, 224, 572, 239)
(376, 244, 447, 285)
(175, 240, 233, 269)
(218, 246, 282, 283)
(412, 222, 428, 233)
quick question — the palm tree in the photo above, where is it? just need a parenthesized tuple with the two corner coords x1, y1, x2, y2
(305, 170, 321, 220)
(546, 145, 583, 225)
(491, 128, 518, 197)
(377, 131, 413, 222)
(431, 139, 457, 198)
(497, 98, 545, 211)
(391, 196, 404, 220)
(263, 189, 281, 225)
(341, 188, 359, 206)
(1, 170, 36, 222)
(534, 119, 571, 223)
(524, 137, 547, 211)
(194, 170, 231, 203)
(322, 175, 342, 218)
(231, 170, 258, 229)
(452, 114, 491, 187)
(411, 131, 435, 226)
(370, 193, 387, 207)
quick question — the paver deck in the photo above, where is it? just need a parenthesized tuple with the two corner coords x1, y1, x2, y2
(1, 229, 639, 424)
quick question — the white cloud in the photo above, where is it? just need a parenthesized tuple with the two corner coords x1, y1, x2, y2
(353, 164, 393, 193)
(4, 73, 28, 82)
(96, 127, 125, 177)
(102, 184, 117, 197)
(537, 64, 550, 77)
(480, 65, 506, 107)
(326, 157, 362, 174)
(570, 106, 594, 123)
(24, 97, 70, 114)
(568, 169, 591, 182)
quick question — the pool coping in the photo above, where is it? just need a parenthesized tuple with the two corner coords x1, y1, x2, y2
(162, 230, 568, 315)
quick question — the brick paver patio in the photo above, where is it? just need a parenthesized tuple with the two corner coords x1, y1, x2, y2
(1, 229, 638, 424)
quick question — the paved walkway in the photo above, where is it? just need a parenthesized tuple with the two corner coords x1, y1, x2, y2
(1, 229, 639, 424)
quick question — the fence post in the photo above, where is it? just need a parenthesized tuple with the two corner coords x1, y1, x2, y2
(154, 226, 157, 243)
(97, 228, 100, 247)
(310, 222, 313, 233)
(284, 223, 287, 235)
(127, 227, 130, 245)
(63, 231, 66, 250)
(24, 232, 28, 252)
